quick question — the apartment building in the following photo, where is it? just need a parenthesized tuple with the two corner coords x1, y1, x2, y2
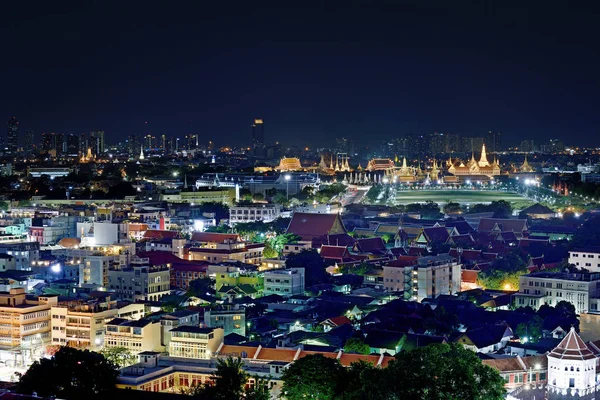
(383, 255, 462, 302)
(107, 256, 171, 302)
(263, 268, 305, 297)
(105, 318, 162, 353)
(0, 288, 56, 351)
(160, 310, 201, 347)
(168, 327, 224, 359)
(513, 272, 600, 314)
(569, 248, 600, 273)
(189, 242, 265, 265)
(229, 203, 281, 225)
(204, 305, 246, 336)
(0, 241, 40, 270)
(50, 295, 119, 349)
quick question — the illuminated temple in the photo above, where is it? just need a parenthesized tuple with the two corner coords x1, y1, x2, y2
(275, 156, 303, 172)
(447, 144, 501, 179)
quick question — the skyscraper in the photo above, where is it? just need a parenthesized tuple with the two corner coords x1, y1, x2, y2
(251, 118, 265, 150)
(6, 117, 18, 154)
(66, 134, 79, 156)
(24, 130, 34, 155)
(486, 131, 502, 153)
(89, 131, 105, 155)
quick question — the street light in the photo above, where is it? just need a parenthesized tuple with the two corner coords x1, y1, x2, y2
(285, 174, 291, 200)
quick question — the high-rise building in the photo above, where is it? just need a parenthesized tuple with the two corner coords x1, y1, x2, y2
(251, 118, 265, 156)
(66, 134, 80, 156)
(519, 140, 535, 153)
(335, 137, 349, 154)
(428, 132, 446, 155)
(24, 130, 34, 154)
(6, 117, 18, 154)
(486, 131, 502, 153)
(89, 131, 105, 155)
(41, 133, 64, 155)
(161, 134, 167, 150)
(444, 133, 460, 153)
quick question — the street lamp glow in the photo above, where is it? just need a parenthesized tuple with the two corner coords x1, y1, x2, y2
(284, 174, 291, 181)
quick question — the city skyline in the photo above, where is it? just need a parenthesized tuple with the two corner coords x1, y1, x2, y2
(1, 2, 599, 148)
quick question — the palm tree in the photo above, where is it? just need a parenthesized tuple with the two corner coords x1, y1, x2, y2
(213, 356, 248, 400)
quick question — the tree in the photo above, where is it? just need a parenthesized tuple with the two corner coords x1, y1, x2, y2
(339, 360, 388, 400)
(515, 315, 544, 342)
(443, 202, 462, 215)
(343, 337, 371, 355)
(282, 354, 346, 400)
(212, 356, 248, 400)
(385, 343, 505, 400)
(106, 182, 137, 199)
(187, 277, 216, 297)
(245, 376, 271, 400)
(17, 347, 119, 398)
(490, 200, 513, 218)
(0, 200, 9, 211)
(285, 249, 329, 287)
(99, 346, 137, 369)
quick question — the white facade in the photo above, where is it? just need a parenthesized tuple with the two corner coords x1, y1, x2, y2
(229, 203, 281, 225)
(264, 268, 305, 297)
(513, 272, 600, 314)
(547, 327, 597, 398)
(569, 249, 600, 273)
(383, 255, 461, 302)
(168, 327, 224, 359)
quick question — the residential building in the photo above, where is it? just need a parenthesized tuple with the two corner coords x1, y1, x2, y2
(168, 327, 224, 359)
(0, 288, 56, 352)
(0, 254, 16, 271)
(513, 271, 600, 314)
(263, 268, 305, 297)
(229, 203, 281, 225)
(50, 295, 119, 349)
(160, 310, 201, 347)
(569, 248, 600, 273)
(214, 267, 263, 299)
(282, 241, 312, 256)
(189, 242, 264, 265)
(0, 242, 40, 270)
(383, 255, 462, 302)
(204, 305, 246, 336)
(105, 318, 162, 353)
(107, 256, 171, 302)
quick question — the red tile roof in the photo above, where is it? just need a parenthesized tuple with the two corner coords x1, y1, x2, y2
(287, 212, 346, 241)
(143, 230, 179, 240)
(355, 237, 387, 253)
(385, 256, 418, 268)
(326, 316, 352, 327)
(548, 327, 595, 361)
(191, 232, 240, 243)
(423, 226, 450, 243)
(320, 245, 350, 260)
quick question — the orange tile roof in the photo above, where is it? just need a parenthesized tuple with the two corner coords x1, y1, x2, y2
(256, 348, 299, 362)
(217, 345, 259, 358)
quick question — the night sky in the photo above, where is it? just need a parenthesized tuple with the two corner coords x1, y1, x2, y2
(2, 1, 599, 148)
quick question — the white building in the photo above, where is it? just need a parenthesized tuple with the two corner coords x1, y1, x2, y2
(383, 255, 462, 302)
(569, 248, 600, 273)
(168, 327, 224, 359)
(107, 257, 171, 302)
(547, 327, 597, 398)
(50, 295, 119, 349)
(263, 268, 305, 297)
(229, 203, 281, 225)
(513, 272, 600, 314)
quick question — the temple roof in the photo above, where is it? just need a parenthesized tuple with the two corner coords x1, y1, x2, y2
(548, 327, 595, 361)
